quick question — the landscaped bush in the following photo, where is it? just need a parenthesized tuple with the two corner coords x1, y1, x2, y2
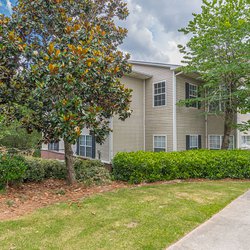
(24, 157, 66, 182)
(112, 150, 250, 183)
(0, 154, 27, 188)
(74, 158, 111, 186)
(23, 156, 110, 185)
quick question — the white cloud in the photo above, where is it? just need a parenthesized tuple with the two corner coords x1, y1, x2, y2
(6, 0, 12, 14)
(119, 0, 202, 64)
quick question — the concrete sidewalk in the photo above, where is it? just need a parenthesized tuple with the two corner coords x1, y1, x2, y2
(168, 190, 250, 250)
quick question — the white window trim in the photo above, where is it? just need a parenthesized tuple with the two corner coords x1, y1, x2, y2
(208, 135, 234, 150)
(78, 134, 93, 158)
(188, 83, 198, 108)
(241, 135, 250, 147)
(153, 134, 167, 152)
(152, 80, 167, 108)
(189, 134, 199, 149)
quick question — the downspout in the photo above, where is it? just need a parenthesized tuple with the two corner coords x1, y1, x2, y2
(172, 71, 182, 151)
(143, 79, 146, 151)
(109, 117, 114, 163)
(205, 89, 208, 149)
(236, 113, 240, 149)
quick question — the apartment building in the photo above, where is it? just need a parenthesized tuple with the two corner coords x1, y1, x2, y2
(41, 60, 250, 162)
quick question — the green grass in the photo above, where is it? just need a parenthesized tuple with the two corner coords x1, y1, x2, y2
(0, 181, 249, 250)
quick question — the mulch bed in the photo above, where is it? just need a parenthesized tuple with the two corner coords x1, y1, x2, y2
(0, 179, 129, 221)
(0, 178, 249, 221)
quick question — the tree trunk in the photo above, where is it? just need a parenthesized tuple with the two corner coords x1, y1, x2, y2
(64, 139, 76, 185)
(221, 108, 235, 150)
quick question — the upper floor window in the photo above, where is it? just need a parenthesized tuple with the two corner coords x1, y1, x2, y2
(153, 81, 166, 107)
(208, 101, 225, 113)
(209, 135, 234, 150)
(153, 135, 166, 152)
(48, 142, 59, 151)
(185, 83, 199, 108)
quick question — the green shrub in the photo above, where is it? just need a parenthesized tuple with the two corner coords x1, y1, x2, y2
(0, 154, 27, 188)
(74, 159, 111, 186)
(24, 157, 46, 182)
(43, 159, 66, 180)
(23, 156, 110, 185)
(23, 157, 66, 182)
(112, 150, 250, 183)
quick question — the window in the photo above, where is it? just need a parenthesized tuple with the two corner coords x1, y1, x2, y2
(153, 136, 166, 152)
(190, 135, 198, 149)
(209, 135, 234, 150)
(154, 81, 166, 107)
(48, 142, 59, 151)
(78, 135, 93, 158)
(208, 101, 225, 113)
(241, 136, 250, 147)
(185, 83, 198, 108)
(209, 135, 221, 150)
(186, 135, 201, 150)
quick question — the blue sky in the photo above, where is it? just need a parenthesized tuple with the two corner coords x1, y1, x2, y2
(0, 0, 202, 64)
(0, 0, 15, 15)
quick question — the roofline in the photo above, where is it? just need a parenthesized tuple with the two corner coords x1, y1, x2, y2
(129, 60, 181, 70)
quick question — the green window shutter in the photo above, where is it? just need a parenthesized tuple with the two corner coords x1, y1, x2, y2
(186, 135, 190, 150)
(91, 135, 96, 159)
(198, 135, 202, 149)
(76, 137, 80, 155)
(185, 83, 190, 107)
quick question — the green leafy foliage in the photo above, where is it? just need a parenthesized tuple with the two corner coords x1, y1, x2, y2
(1, 0, 132, 184)
(178, 0, 250, 148)
(24, 157, 66, 182)
(23, 157, 111, 185)
(113, 150, 250, 184)
(0, 120, 41, 151)
(0, 154, 27, 188)
(74, 158, 111, 186)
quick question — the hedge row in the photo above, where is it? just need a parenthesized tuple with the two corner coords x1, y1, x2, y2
(112, 150, 250, 183)
(0, 155, 111, 188)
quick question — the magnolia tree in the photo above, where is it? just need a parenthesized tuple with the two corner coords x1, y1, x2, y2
(3, 0, 132, 184)
(178, 0, 250, 149)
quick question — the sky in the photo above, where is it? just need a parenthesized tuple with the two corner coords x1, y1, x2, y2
(0, 0, 203, 65)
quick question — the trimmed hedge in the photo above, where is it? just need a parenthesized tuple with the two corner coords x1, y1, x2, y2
(0, 154, 27, 188)
(112, 150, 250, 183)
(24, 157, 66, 182)
(23, 157, 111, 185)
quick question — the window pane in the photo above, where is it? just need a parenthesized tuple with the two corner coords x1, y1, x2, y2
(79, 135, 85, 146)
(86, 147, 92, 158)
(86, 135, 92, 146)
(154, 82, 166, 107)
(242, 136, 250, 146)
(79, 146, 86, 156)
(154, 136, 166, 151)
(209, 136, 221, 149)
(190, 136, 198, 148)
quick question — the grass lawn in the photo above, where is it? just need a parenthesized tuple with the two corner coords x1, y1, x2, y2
(0, 181, 249, 250)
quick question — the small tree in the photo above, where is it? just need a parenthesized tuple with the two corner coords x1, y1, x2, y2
(178, 0, 250, 149)
(4, 0, 132, 184)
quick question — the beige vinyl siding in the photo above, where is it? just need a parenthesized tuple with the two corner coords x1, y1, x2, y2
(96, 137, 110, 162)
(133, 64, 174, 152)
(112, 76, 144, 155)
(176, 75, 206, 150)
